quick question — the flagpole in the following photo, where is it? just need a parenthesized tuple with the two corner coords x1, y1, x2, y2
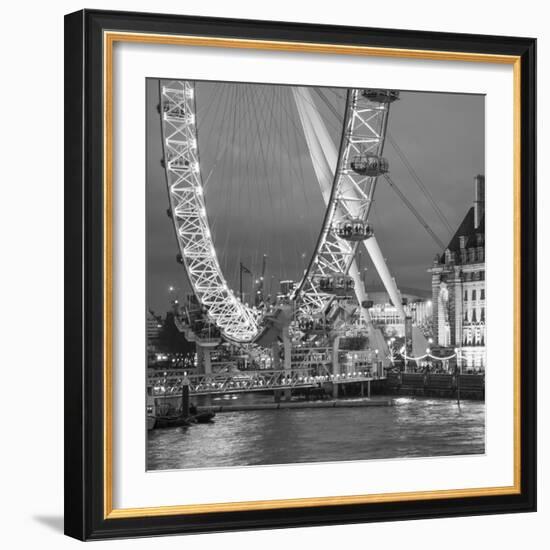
(239, 262, 243, 302)
(239, 262, 251, 304)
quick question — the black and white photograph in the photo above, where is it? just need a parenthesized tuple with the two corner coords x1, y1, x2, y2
(146, 79, 486, 471)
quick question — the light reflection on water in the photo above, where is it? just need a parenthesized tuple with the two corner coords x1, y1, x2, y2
(147, 396, 485, 471)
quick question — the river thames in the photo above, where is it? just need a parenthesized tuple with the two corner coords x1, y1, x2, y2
(147, 396, 485, 471)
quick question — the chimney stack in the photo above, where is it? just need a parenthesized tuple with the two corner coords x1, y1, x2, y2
(474, 175, 485, 229)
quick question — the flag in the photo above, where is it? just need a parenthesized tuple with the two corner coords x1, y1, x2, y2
(240, 262, 251, 275)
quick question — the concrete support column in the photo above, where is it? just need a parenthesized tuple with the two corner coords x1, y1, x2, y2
(271, 342, 280, 369)
(181, 378, 190, 418)
(282, 328, 291, 372)
(197, 345, 212, 375)
(196, 346, 204, 373)
(282, 327, 292, 401)
(332, 335, 341, 398)
(203, 347, 212, 375)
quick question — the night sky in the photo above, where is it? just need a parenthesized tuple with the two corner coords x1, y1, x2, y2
(146, 79, 484, 314)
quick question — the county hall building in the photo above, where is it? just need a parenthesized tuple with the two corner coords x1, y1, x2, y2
(429, 175, 486, 372)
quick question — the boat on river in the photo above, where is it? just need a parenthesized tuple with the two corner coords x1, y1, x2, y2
(149, 411, 216, 430)
(147, 394, 215, 430)
(193, 411, 216, 424)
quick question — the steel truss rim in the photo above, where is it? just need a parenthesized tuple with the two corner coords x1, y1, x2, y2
(292, 88, 391, 318)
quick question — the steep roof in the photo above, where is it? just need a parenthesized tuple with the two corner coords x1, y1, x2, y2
(437, 207, 484, 264)
(446, 207, 474, 253)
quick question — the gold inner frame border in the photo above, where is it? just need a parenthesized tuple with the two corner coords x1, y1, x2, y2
(102, 30, 522, 520)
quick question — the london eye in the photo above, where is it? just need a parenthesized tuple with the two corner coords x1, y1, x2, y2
(158, 79, 430, 358)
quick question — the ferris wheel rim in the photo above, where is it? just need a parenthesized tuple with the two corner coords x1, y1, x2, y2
(159, 80, 259, 344)
(291, 87, 393, 318)
(292, 89, 355, 301)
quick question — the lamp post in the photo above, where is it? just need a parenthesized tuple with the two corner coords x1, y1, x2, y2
(454, 347, 462, 374)
(426, 348, 431, 372)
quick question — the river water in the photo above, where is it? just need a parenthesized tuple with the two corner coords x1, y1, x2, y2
(147, 396, 485, 471)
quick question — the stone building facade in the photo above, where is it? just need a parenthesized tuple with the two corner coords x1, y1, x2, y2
(429, 175, 486, 371)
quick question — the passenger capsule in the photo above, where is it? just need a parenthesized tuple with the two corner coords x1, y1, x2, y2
(298, 316, 329, 333)
(318, 274, 355, 297)
(159, 101, 186, 119)
(334, 219, 373, 241)
(361, 89, 400, 103)
(167, 153, 190, 170)
(176, 253, 184, 265)
(350, 153, 389, 177)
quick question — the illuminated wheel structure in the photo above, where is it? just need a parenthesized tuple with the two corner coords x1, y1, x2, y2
(159, 81, 259, 343)
(292, 88, 395, 319)
(160, 81, 395, 343)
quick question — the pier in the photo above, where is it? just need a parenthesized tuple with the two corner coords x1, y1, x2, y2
(148, 367, 386, 400)
(385, 372, 484, 399)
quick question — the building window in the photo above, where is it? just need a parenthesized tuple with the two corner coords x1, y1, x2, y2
(481, 308, 485, 322)
(472, 309, 477, 322)
(464, 289, 468, 301)
(477, 246, 485, 262)
(472, 290, 477, 301)
(480, 289, 485, 300)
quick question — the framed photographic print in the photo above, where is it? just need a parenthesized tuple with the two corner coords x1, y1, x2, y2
(64, 9, 536, 540)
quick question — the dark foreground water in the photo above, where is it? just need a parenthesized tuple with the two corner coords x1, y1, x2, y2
(147, 396, 485, 471)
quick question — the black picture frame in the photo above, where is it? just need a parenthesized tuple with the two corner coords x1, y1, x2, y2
(64, 9, 536, 541)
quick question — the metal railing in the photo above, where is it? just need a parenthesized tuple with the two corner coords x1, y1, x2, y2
(148, 367, 383, 396)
